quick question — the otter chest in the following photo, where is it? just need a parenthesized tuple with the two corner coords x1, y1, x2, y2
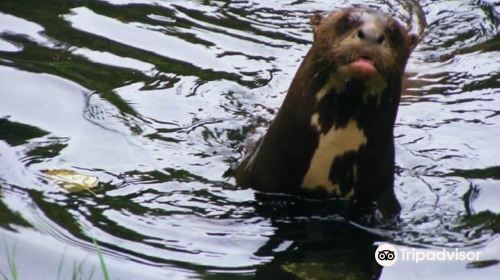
(299, 69, 386, 196)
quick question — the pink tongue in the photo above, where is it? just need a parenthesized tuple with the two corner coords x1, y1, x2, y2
(349, 58, 377, 77)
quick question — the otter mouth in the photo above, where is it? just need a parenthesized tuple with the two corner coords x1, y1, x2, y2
(348, 55, 378, 77)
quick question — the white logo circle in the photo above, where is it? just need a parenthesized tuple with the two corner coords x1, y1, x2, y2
(375, 243, 398, 267)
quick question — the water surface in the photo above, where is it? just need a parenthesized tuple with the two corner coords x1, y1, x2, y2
(0, 0, 499, 279)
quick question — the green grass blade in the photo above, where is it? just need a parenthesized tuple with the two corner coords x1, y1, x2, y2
(57, 248, 67, 280)
(92, 238, 110, 280)
(3, 239, 18, 280)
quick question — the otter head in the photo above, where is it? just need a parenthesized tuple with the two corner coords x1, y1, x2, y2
(310, 8, 417, 83)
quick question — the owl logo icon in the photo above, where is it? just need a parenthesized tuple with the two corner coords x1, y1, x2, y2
(375, 243, 398, 266)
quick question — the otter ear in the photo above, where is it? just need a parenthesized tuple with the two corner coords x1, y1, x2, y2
(407, 33, 419, 51)
(310, 13, 323, 29)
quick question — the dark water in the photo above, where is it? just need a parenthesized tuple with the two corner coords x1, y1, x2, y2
(0, 0, 499, 279)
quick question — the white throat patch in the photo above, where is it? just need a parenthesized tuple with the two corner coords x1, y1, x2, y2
(302, 118, 366, 194)
(301, 69, 385, 194)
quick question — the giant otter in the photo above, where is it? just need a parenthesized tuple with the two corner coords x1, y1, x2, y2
(235, 7, 418, 217)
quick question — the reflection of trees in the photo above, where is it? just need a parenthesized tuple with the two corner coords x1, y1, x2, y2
(0, 119, 49, 146)
(0, 190, 33, 232)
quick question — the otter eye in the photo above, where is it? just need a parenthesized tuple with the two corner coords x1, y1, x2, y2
(386, 22, 403, 44)
(337, 13, 360, 34)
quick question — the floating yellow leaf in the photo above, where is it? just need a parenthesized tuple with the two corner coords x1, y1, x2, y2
(281, 262, 363, 280)
(44, 169, 98, 194)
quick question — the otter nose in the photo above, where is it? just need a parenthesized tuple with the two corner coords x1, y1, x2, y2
(357, 26, 385, 44)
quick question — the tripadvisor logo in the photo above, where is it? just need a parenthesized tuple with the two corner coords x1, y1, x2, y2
(374, 243, 483, 266)
(375, 243, 397, 267)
